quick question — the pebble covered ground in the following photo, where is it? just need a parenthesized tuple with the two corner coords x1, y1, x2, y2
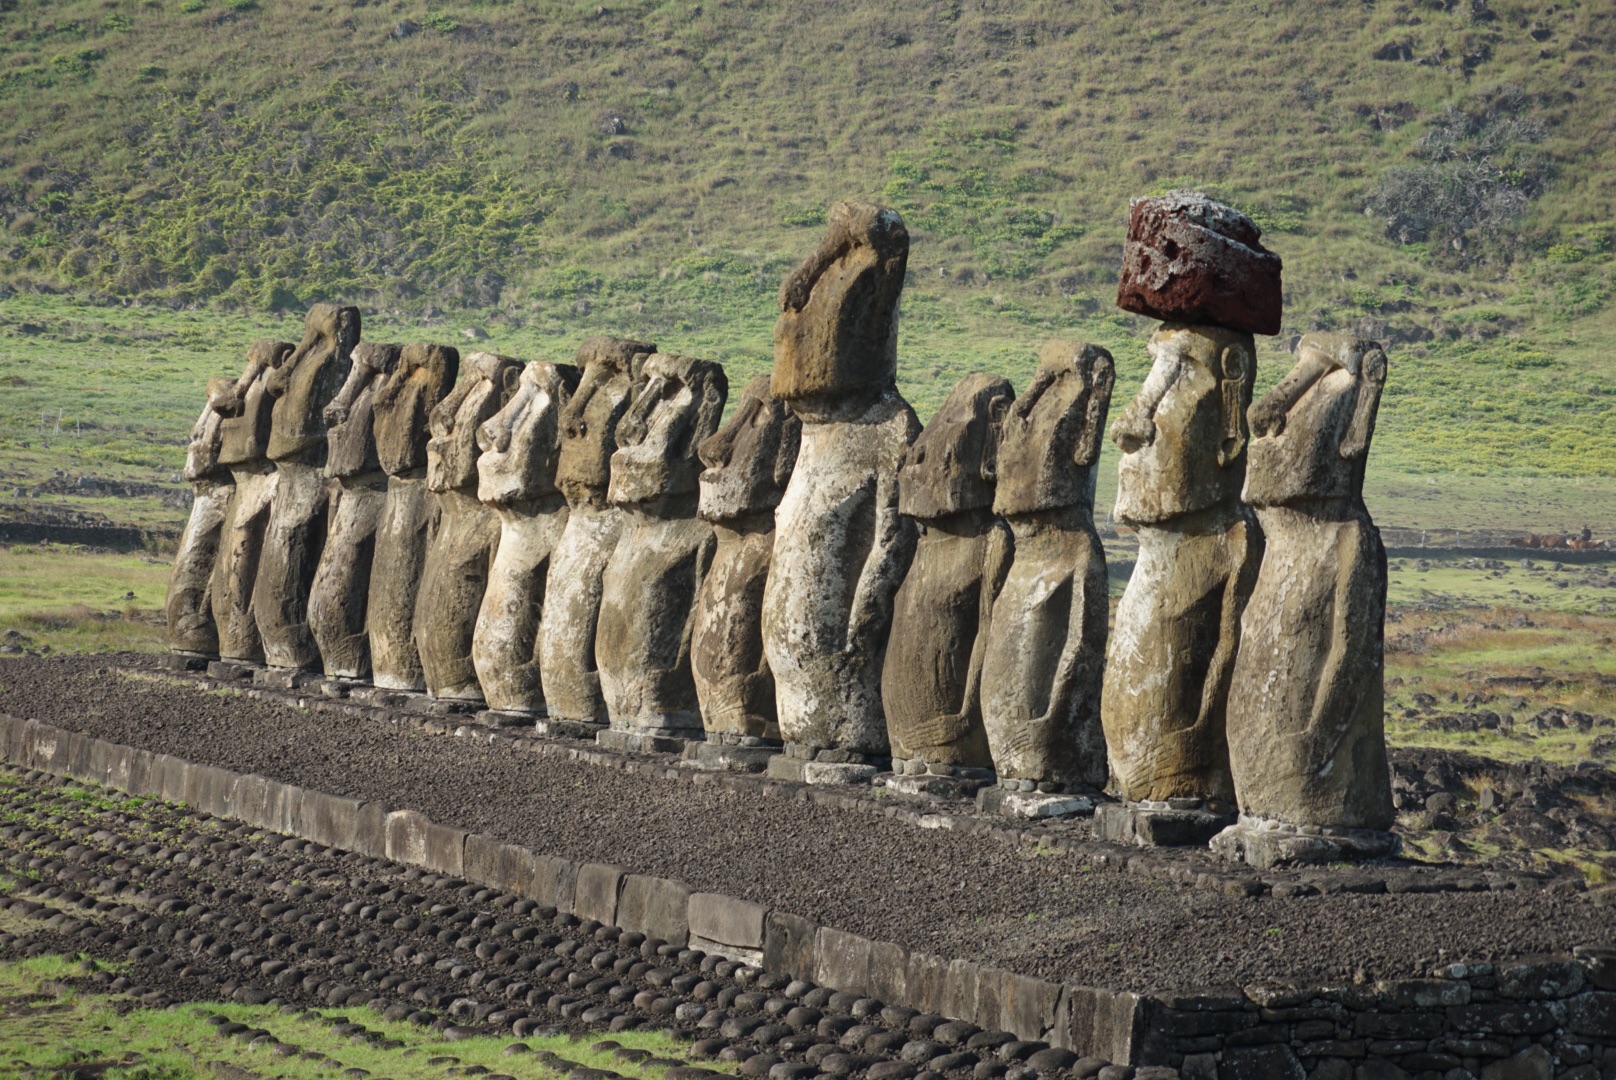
(1, 653, 1613, 994)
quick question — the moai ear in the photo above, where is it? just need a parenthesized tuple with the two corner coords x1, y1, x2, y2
(772, 405, 802, 492)
(1340, 346, 1387, 461)
(692, 363, 730, 447)
(1217, 345, 1249, 469)
(499, 362, 524, 408)
(1076, 349, 1114, 468)
(980, 390, 1014, 483)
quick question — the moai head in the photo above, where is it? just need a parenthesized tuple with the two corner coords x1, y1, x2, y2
(426, 351, 524, 494)
(609, 353, 729, 508)
(697, 375, 801, 524)
(373, 343, 460, 478)
(266, 303, 361, 462)
(1110, 323, 1257, 525)
(994, 341, 1116, 517)
(898, 374, 1015, 520)
(1244, 332, 1388, 509)
(324, 341, 401, 480)
(184, 377, 234, 482)
(555, 336, 656, 507)
(216, 339, 293, 468)
(771, 201, 908, 410)
(1116, 191, 1283, 336)
(476, 360, 583, 507)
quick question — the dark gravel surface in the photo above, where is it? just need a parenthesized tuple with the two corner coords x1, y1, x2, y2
(3, 653, 1613, 993)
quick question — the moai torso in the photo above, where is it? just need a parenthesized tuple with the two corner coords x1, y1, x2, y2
(166, 376, 235, 655)
(692, 375, 800, 742)
(209, 340, 293, 662)
(539, 336, 655, 723)
(366, 343, 459, 690)
(307, 342, 399, 678)
(415, 351, 524, 700)
(470, 359, 580, 714)
(254, 304, 360, 669)
(882, 374, 1015, 772)
(979, 342, 1115, 788)
(597, 353, 727, 735)
(1226, 333, 1394, 832)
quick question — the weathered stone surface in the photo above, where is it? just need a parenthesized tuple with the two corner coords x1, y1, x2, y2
(1066, 988, 1146, 1067)
(883, 374, 1014, 769)
(816, 928, 873, 995)
(1101, 323, 1261, 805)
(1221, 333, 1393, 839)
(308, 341, 401, 679)
(573, 862, 628, 926)
(416, 351, 523, 701)
(688, 892, 767, 951)
(598, 353, 726, 735)
(367, 342, 459, 690)
(471, 360, 580, 713)
(210, 341, 291, 662)
(764, 910, 820, 981)
(254, 304, 360, 670)
(980, 342, 1114, 787)
(166, 380, 232, 655)
(540, 337, 654, 723)
(617, 874, 693, 945)
(1115, 191, 1283, 336)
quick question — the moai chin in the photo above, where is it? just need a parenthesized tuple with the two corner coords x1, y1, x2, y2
(538, 336, 655, 729)
(253, 303, 360, 670)
(470, 359, 581, 718)
(415, 350, 523, 702)
(979, 342, 1115, 800)
(307, 341, 400, 680)
(596, 353, 727, 751)
(882, 374, 1015, 784)
(209, 340, 293, 663)
(1212, 332, 1396, 868)
(1096, 191, 1277, 848)
(366, 342, 459, 692)
(762, 201, 921, 781)
(165, 376, 236, 659)
(690, 375, 800, 769)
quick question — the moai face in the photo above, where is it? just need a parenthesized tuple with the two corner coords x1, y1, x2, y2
(476, 360, 582, 506)
(993, 341, 1115, 517)
(771, 201, 908, 408)
(324, 341, 401, 480)
(1110, 323, 1257, 525)
(426, 351, 524, 494)
(697, 375, 801, 524)
(373, 343, 460, 478)
(184, 377, 234, 482)
(555, 336, 656, 506)
(266, 303, 361, 462)
(1244, 333, 1387, 509)
(216, 340, 292, 468)
(898, 374, 1015, 520)
(609, 353, 728, 508)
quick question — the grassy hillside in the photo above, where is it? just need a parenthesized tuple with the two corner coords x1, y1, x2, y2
(1, 0, 1615, 512)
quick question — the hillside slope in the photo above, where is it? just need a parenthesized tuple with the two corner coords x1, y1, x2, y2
(0, 0, 1614, 485)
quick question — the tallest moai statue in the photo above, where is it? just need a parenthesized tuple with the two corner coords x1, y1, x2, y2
(762, 201, 920, 783)
(1096, 192, 1278, 847)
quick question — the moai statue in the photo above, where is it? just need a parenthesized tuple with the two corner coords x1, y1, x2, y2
(978, 342, 1115, 811)
(469, 359, 581, 722)
(594, 353, 727, 752)
(415, 351, 524, 703)
(689, 375, 801, 771)
(253, 303, 360, 674)
(209, 340, 292, 664)
(537, 336, 655, 734)
(1095, 191, 1279, 847)
(165, 377, 238, 662)
(762, 201, 921, 783)
(882, 374, 1015, 792)
(307, 341, 400, 681)
(366, 343, 459, 693)
(1212, 333, 1396, 868)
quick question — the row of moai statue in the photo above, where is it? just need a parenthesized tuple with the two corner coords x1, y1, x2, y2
(165, 192, 1395, 869)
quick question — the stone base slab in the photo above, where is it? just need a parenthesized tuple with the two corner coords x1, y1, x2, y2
(349, 686, 416, 709)
(885, 773, 993, 799)
(405, 695, 481, 716)
(766, 756, 879, 786)
(1094, 801, 1236, 847)
(471, 709, 539, 730)
(535, 717, 605, 741)
(1211, 817, 1402, 870)
(162, 651, 214, 671)
(977, 787, 1096, 819)
(683, 742, 778, 773)
(253, 666, 322, 691)
(596, 728, 694, 755)
(207, 660, 260, 682)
